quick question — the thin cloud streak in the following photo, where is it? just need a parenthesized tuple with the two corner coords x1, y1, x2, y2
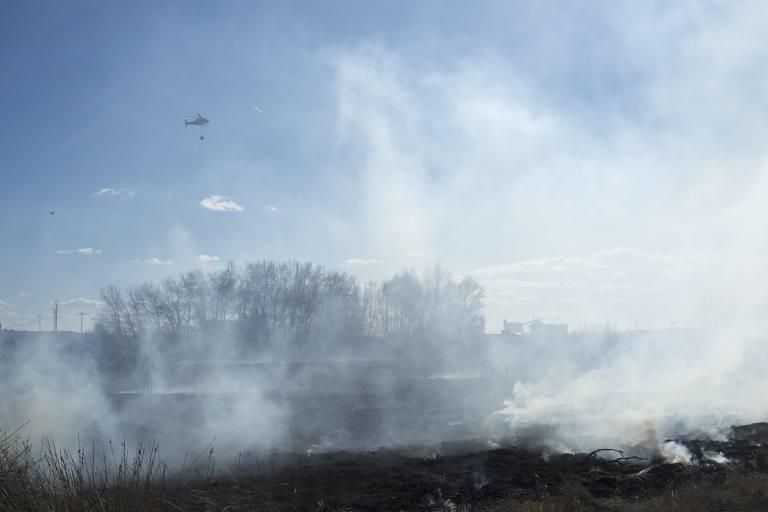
(142, 258, 173, 265)
(92, 188, 135, 200)
(55, 248, 102, 255)
(344, 258, 382, 266)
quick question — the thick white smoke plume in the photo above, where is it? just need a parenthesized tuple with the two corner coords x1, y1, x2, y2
(326, 3, 768, 458)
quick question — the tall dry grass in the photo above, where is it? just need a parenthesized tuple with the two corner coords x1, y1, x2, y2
(0, 424, 173, 511)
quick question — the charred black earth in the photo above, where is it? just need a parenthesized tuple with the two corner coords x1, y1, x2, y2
(160, 423, 768, 511)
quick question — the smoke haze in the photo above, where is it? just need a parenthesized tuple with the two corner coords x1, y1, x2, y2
(2, 1, 768, 465)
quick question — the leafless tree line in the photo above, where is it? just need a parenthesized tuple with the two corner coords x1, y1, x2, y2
(98, 261, 484, 349)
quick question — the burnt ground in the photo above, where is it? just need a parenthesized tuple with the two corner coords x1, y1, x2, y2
(162, 436, 755, 511)
(672, 422, 768, 470)
(103, 375, 768, 510)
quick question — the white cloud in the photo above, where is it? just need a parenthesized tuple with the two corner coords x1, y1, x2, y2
(197, 254, 221, 263)
(92, 188, 135, 200)
(56, 248, 101, 255)
(143, 257, 173, 265)
(199, 195, 244, 212)
(344, 258, 382, 266)
(264, 205, 278, 212)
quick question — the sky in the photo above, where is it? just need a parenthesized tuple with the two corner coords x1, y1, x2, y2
(2, 1, 768, 332)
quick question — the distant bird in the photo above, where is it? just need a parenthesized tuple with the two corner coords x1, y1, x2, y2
(48, 211, 55, 215)
(253, 105, 263, 113)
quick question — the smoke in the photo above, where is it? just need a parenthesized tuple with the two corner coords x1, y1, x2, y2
(486, 326, 768, 457)
(0, 329, 288, 466)
(327, 3, 768, 331)
(322, 3, 768, 457)
(5, 2, 768, 469)
(0, 333, 119, 447)
(0, 262, 490, 466)
(660, 442, 693, 464)
(109, 329, 288, 460)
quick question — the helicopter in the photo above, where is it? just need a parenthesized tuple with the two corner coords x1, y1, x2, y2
(184, 113, 209, 140)
(184, 113, 209, 126)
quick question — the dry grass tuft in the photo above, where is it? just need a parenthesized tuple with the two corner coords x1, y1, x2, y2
(0, 425, 174, 511)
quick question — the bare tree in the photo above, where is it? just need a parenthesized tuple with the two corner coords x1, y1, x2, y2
(100, 285, 126, 336)
(97, 260, 486, 355)
(210, 262, 237, 324)
(381, 271, 424, 338)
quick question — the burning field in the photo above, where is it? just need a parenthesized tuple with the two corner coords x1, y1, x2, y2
(3, 421, 768, 511)
(3, 324, 768, 510)
(163, 424, 768, 510)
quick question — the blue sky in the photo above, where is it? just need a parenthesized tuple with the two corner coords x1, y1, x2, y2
(2, 1, 768, 332)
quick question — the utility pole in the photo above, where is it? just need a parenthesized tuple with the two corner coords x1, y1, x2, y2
(79, 312, 86, 334)
(53, 301, 59, 332)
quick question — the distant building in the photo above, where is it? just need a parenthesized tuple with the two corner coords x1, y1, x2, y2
(501, 320, 525, 337)
(498, 318, 568, 340)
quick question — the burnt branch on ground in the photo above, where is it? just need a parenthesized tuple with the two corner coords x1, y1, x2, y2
(583, 448, 646, 467)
